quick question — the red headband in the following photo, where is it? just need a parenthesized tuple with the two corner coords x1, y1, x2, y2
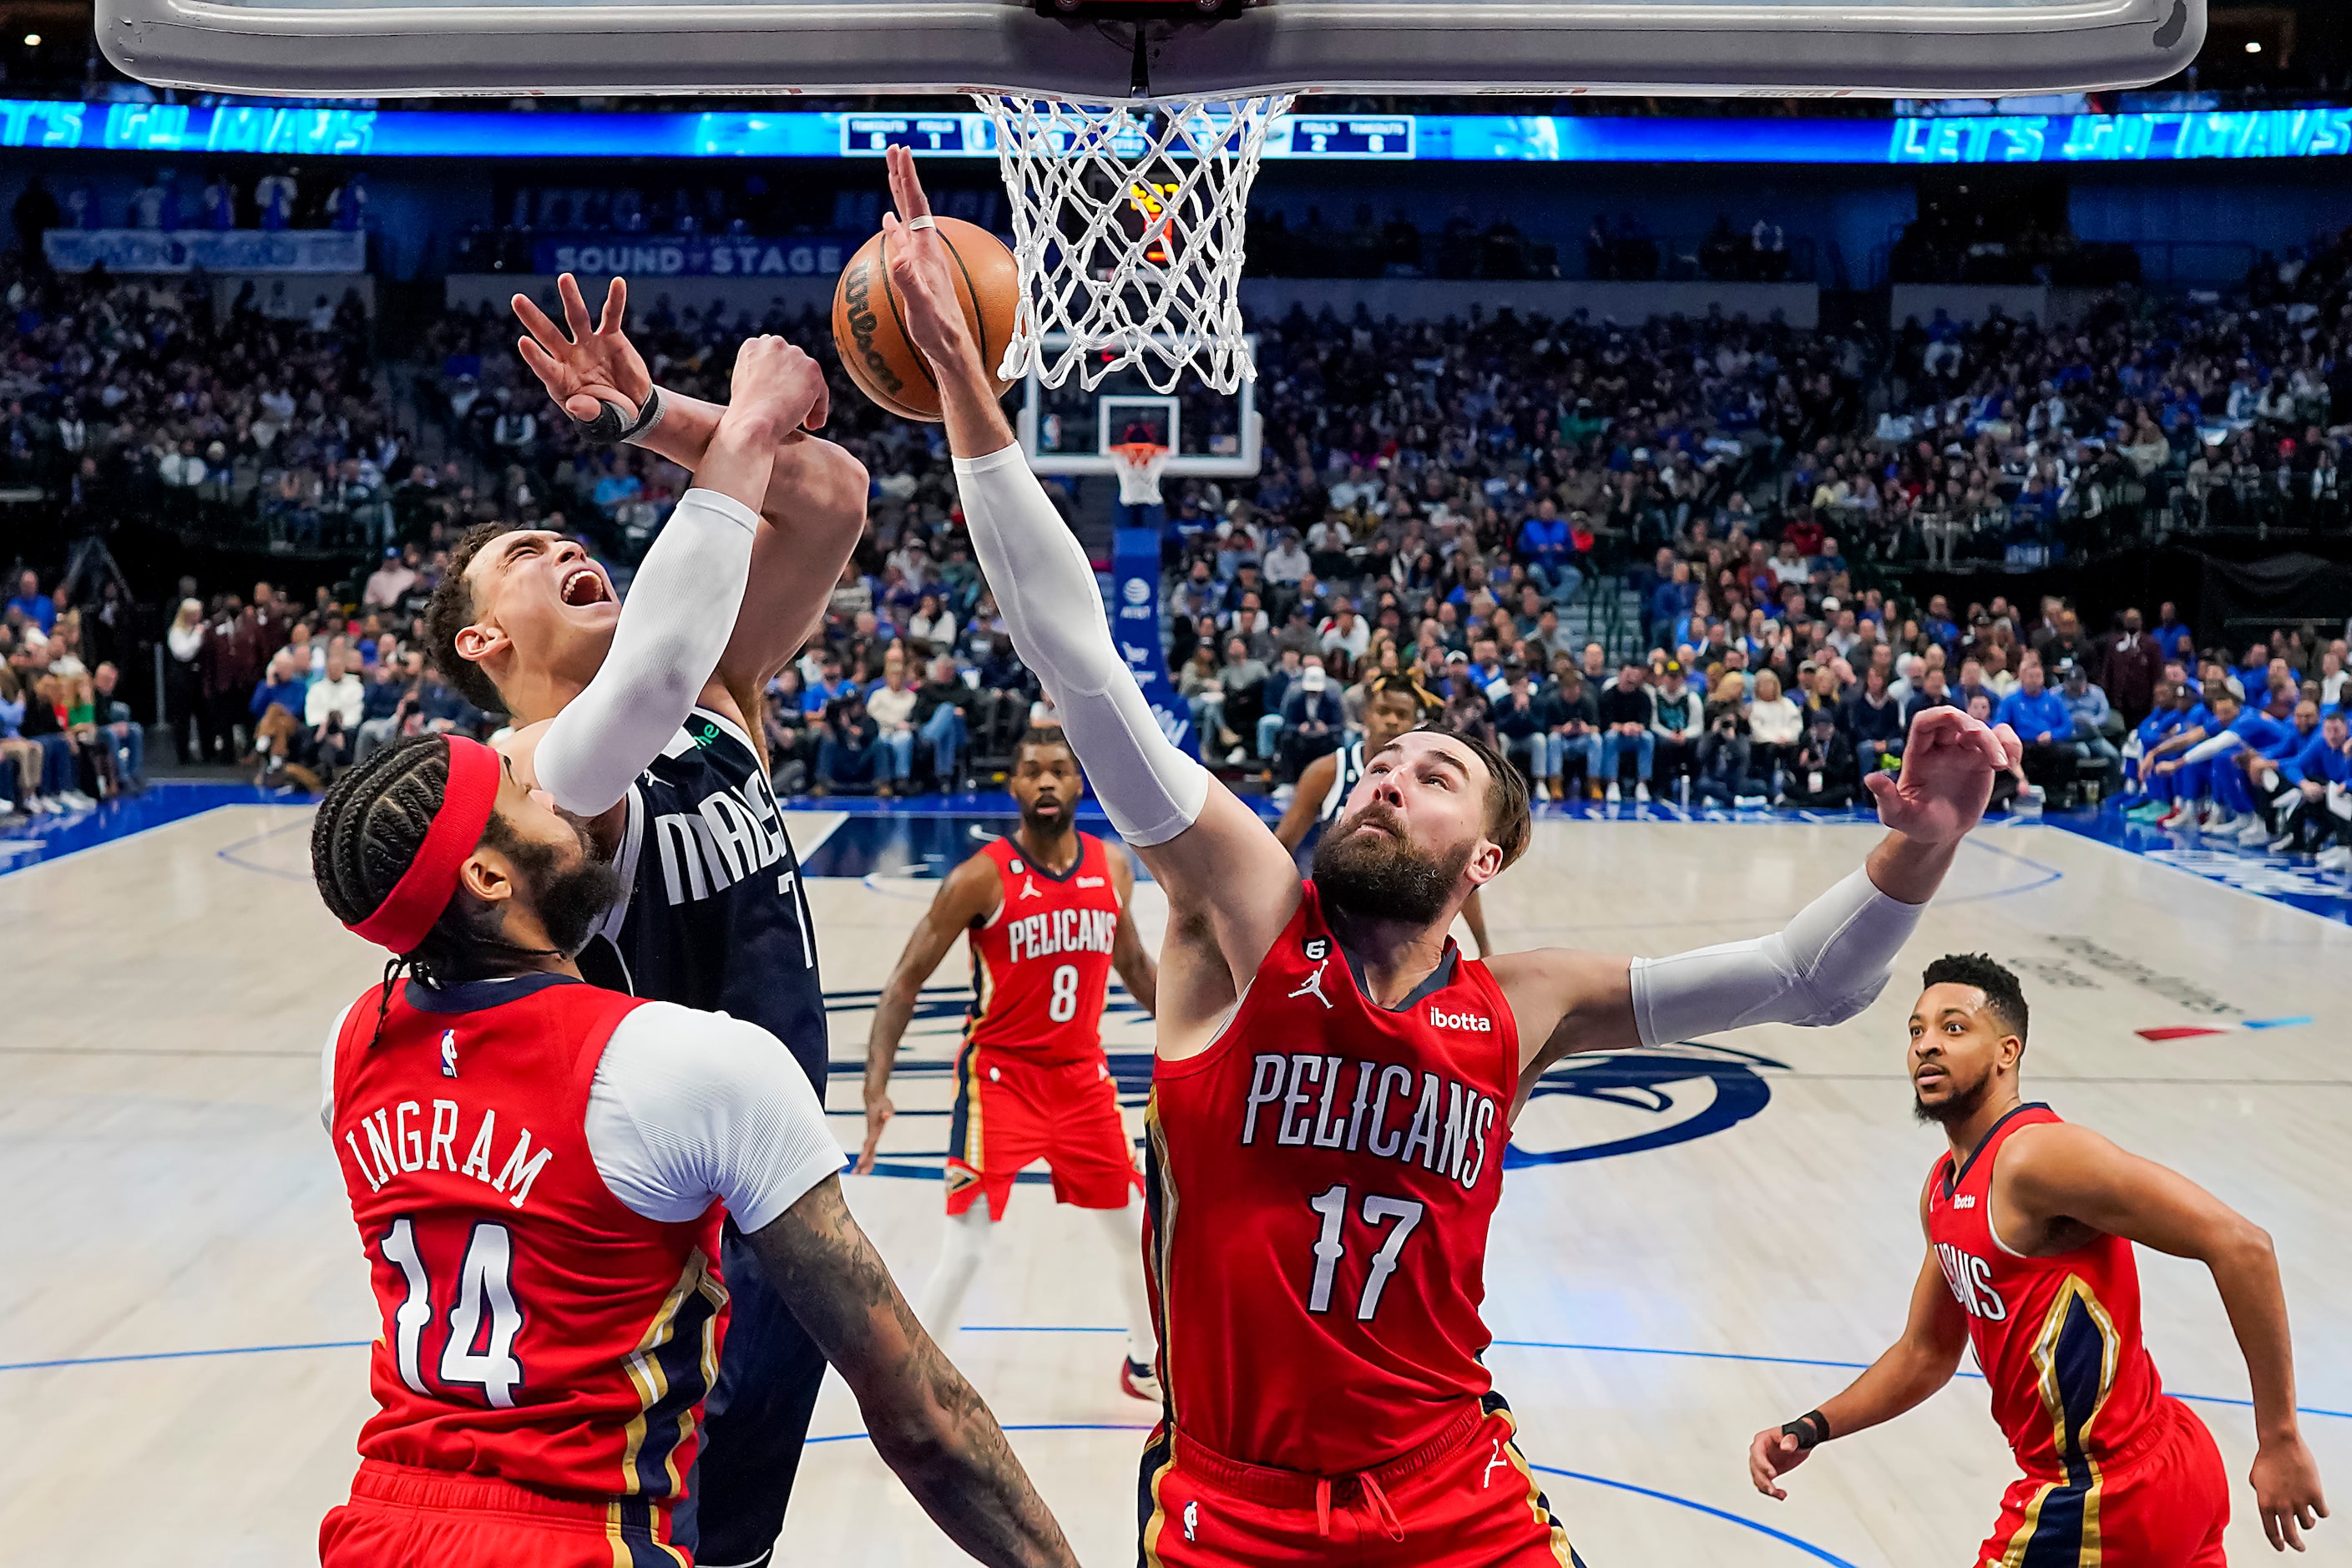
(346, 735, 503, 955)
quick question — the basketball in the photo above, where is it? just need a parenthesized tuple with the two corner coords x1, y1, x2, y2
(831, 216, 1019, 422)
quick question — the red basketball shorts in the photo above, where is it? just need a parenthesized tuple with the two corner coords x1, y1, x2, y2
(945, 1045, 1141, 1221)
(320, 1459, 687, 1568)
(1976, 1396, 2229, 1568)
(1136, 1395, 1584, 1568)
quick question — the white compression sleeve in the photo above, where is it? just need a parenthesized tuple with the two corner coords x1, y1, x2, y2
(953, 444, 1208, 845)
(534, 487, 760, 817)
(2180, 731, 2247, 766)
(1628, 868, 1923, 1046)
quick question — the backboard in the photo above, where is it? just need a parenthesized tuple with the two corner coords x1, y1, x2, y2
(101, 0, 2204, 100)
(1020, 335, 1263, 478)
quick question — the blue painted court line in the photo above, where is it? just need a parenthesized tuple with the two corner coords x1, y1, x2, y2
(1531, 1465, 1859, 1566)
(0, 1338, 370, 1373)
(9, 1329, 2343, 1422)
(0, 780, 287, 876)
(2049, 802, 2352, 928)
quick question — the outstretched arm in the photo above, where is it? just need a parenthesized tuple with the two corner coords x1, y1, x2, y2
(1495, 706, 2021, 1086)
(744, 1177, 1077, 1567)
(1748, 1243, 1969, 1500)
(514, 276, 868, 695)
(520, 336, 824, 817)
(877, 145, 1300, 1049)
(2000, 1123, 2328, 1552)
(857, 856, 999, 1174)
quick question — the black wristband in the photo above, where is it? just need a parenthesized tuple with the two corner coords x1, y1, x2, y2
(570, 384, 664, 447)
(1781, 1409, 1829, 1451)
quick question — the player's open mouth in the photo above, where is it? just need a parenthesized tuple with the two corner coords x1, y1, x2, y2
(560, 568, 609, 607)
(1914, 1065, 1947, 1088)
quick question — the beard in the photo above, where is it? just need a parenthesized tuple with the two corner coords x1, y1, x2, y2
(1019, 794, 1071, 840)
(1311, 804, 1473, 926)
(498, 813, 626, 959)
(1912, 1065, 1995, 1127)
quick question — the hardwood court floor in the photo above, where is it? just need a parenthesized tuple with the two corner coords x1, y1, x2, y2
(1, 802, 2345, 1566)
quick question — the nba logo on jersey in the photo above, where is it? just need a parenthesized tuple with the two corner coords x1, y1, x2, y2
(1183, 1500, 1198, 1542)
(1303, 936, 1330, 961)
(438, 1029, 458, 1078)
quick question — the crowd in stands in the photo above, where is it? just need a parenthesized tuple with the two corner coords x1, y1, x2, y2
(1, 566, 145, 817)
(0, 255, 392, 552)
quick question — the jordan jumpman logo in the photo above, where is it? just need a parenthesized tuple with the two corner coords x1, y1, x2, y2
(1288, 959, 1333, 1010)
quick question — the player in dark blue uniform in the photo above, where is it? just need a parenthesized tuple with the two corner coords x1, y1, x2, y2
(425, 276, 869, 1568)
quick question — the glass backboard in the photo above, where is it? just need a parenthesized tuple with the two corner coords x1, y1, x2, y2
(1021, 335, 1263, 478)
(100, 0, 2203, 100)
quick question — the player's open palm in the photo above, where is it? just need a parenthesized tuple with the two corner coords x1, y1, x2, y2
(1747, 1427, 1811, 1501)
(2253, 1432, 2328, 1551)
(729, 334, 830, 432)
(513, 272, 652, 422)
(878, 144, 974, 372)
(1865, 706, 2022, 847)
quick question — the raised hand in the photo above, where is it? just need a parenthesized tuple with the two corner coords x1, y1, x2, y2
(729, 334, 831, 434)
(513, 273, 653, 423)
(878, 144, 982, 377)
(1746, 1426, 1813, 1501)
(1864, 706, 2021, 847)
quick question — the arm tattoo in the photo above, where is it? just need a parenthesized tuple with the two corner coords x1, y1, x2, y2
(745, 1178, 1075, 1568)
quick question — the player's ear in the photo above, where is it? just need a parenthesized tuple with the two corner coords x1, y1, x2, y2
(453, 620, 508, 666)
(457, 847, 517, 908)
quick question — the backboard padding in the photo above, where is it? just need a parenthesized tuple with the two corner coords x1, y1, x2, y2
(101, 0, 2204, 100)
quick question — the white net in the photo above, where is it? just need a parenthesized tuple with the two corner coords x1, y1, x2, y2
(974, 93, 1293, 396)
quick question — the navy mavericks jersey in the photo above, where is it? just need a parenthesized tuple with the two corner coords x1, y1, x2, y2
(581, 705, 827, 1089)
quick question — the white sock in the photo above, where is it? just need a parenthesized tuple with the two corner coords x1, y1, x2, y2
(1094, 1197, 1159, 1368)
(916, 1203, 994, 1348)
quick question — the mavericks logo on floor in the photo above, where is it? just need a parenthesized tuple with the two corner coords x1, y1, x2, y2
(825, 986, 1778, 1180)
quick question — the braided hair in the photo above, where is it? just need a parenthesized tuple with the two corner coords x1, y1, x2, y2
(311, 734, 554, 1043)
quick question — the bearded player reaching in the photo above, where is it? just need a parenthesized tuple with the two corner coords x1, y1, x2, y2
(879, 144, 2022, 1566)
(1748, 955, 2327, 1563)
(855, 726, 1164, 1399)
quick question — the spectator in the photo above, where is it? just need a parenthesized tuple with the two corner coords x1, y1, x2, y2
(866, 656, 920, 792)
(1747, 668, 1803, 799)
(1844, 664, 1907, 781)
(9, 571, 56, 635)
(2059, 660, 2123, 797)
(913, 654, 970, 790)
(362, 547, 419, 612)
(303, 645, 365, 784)
(1649, 660, 1704, 792)
(1693, 704, 1765, 807)
(89, 662, 143, 791)
(1783, 709, 1859, 809)
(1543, 655, 1602, 802)
(163, 596, 208, 765)
(1994, 659, 2070, 802)
(1493, 663, 1549, 788)
(1276, 658, 1345, 788)
(2099, 607, 2165, 725)
(1598, 660, 1656, 803)
(812, 689, 884, 797)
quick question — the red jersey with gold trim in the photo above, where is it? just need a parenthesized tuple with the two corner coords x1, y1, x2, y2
(1925, 1103, 2166, 1481)
(330, 974, 728, 1509)
(1144, 881, 1518, 1475)
(965, 832, 1124, 1065)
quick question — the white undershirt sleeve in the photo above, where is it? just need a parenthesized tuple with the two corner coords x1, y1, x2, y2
(2180, 730, 2247, 766)
(534, 488, 761, 818)
(952, 443, 1209, 845)
(319, 999, 357, 1132)
(584, 1002, 845, 1232)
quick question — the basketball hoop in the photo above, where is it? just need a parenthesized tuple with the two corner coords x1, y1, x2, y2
(1110, 440, 1172, 507)
(974, 94, 1292, 397)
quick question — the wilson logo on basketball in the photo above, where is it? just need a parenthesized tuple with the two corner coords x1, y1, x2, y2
(837, 260, 905, 396)
(1429, 1006, 1493, 1032)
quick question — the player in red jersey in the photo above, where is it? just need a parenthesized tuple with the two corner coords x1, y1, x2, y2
(878, 144, 2021, 1566)
(309, 734, 1075, 1568)
(856, 726, 1164, 1400)
(1749, 955, 2329, 1562)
